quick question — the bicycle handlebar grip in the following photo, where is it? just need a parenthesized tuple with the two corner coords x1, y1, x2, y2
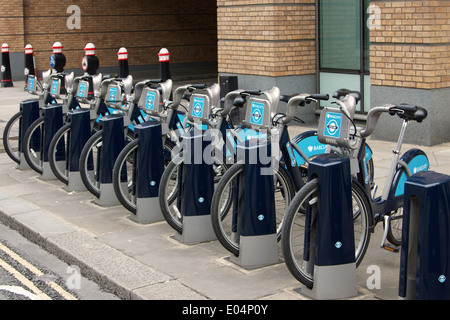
(189, 84, 207, 90)
(310, 93, 329, 101)
(242, 90, 261, 96)
(392, 104, 417, 113)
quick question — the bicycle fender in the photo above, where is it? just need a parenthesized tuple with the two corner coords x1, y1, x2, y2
(390, 148, 429, 198)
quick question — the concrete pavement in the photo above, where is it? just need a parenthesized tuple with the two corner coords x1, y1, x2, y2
(1, 78, 450, 301)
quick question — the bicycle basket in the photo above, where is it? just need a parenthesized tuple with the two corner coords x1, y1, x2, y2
(243, 97, 271, 131)
(138, 87, 162, 116)
(188, 93, 211, 123)
(317, 106, 353, 149)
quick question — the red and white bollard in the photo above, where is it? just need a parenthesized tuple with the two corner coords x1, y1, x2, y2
(1, 43, 13, 87)
(158, 48, 171, 81)
(117, 47, 129, 78)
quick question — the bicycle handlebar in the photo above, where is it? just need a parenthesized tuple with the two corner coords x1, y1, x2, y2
(282, 93, 329, 124)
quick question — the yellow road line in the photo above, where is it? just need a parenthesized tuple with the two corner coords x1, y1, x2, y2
(0, 242, 77, 300)
(0, 257, 51, 300)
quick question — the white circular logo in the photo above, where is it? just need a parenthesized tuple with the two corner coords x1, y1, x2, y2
(81, 57, 88, 71)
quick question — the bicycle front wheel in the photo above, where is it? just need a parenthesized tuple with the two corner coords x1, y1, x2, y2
(113, 138, 175, 213)
(158, 153, 229, 234)
(79, 130, 103, 197)
(23, 117, 45, 174)
(48, 123, 71, 185)
(281, 178, 371, 289)
(210, 162, 294, 257)
(2, 111, 22, 164)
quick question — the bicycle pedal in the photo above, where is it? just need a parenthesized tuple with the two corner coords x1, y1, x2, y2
(382, 244, 400, 253)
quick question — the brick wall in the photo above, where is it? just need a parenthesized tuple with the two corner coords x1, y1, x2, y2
(0, 0, 25, 51)
(370, 0, 450, 89)
(217, 0, 316, 77)
(0, 0, 217, 73)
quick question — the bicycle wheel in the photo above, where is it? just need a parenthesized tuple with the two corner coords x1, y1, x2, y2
(210, 162, 295, 257)
(79, 130, 103, 197)
(158, 153, 229, 234)
(2, 111, 22, 164)
(113, 138, 175, 213)
(281, 178, 371, 289)
(48, 123, 71, 185)
(22, 117, 45, 174)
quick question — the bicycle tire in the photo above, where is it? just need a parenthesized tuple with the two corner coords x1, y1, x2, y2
(158, 153, 229, 235)
(113, 138, 175, 213)
(210, 161, 295, 257)
(23, 116, 45, 174)
(48, 123, 71, 185)
(79, 130, 103, 198)
(281, 178, 371, 289)
(2, 111, 22, 164)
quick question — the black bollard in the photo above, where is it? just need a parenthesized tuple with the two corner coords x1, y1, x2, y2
(1, 43, 13, 87)
(117, 47, 129, 79)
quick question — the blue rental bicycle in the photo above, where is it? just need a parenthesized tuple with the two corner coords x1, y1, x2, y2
(281, 89, 429, 288)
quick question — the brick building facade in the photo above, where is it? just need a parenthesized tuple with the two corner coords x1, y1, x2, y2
(1, 0, 449, 145)
(0, 0, 217, 79)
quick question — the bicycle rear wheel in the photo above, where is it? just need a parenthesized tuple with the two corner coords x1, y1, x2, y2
(281, 179, 371, 289)
(2, 111, 22, 164)
(210, 162, 294, 257)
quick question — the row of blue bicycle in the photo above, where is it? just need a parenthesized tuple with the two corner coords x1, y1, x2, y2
(2, 43, 430, 289)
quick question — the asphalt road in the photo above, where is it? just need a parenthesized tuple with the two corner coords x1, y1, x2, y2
(0, 220, 118, 300)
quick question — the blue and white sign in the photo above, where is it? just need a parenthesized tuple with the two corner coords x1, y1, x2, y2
(250, 102, 264, 126)
(77, 82, 86, 98)
(109, 87, 118, 103)
(324, 112, 342, 138)
(51, 79, 59, 95)
(145, 91, 156, 111)
(192, 97, 205, 118)
(50, 54, 56, 68)
(27, 76, 35, 91)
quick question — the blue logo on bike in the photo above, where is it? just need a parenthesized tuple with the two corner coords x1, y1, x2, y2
(192, 97, 205, 118)
(27, 76, 35, 91)
(78, 82, 86, 98)
(324, 112, 342, 138)
(145, 91, 156, 110)
(109, 87, 118, 103)
(250, 102, 264, 126)
(51, 79, 58, 95)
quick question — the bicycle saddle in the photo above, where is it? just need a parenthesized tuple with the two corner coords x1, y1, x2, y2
(332, 89, 362, 104)
(390, 104, 428, 123)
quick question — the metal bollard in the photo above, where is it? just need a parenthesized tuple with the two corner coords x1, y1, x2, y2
(229, 139, 278, 268)
(175, 130, 216, 244)
(1, 43, 13, 87)
(117, 47, 129, 79)
(66, 108, 91, 191)
(131, 121, 165, 224)
(24, 44, 36, 84)
(41, 104, 65, 180)
(17, 99, 40, 170)
(399, 170, 450, 300)
(301, 153, 357, 300)
(95, 114, 125, 206)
